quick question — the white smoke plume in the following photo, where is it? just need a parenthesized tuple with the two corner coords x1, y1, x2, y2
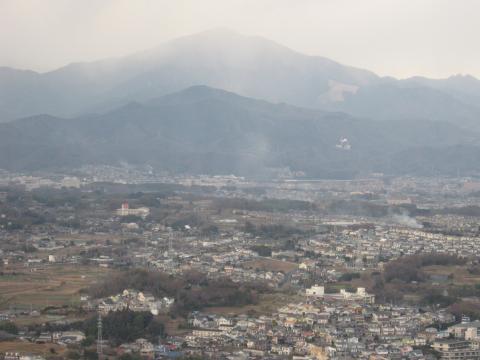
(391, 211, 423, 229)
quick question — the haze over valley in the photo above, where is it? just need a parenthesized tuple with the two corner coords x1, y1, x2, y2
(4, 3, 480, 360)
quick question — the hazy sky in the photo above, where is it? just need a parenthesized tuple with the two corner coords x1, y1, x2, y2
(1, 0, 479, 79)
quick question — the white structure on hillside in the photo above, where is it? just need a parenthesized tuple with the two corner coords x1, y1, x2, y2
(335, 137, 351, 150)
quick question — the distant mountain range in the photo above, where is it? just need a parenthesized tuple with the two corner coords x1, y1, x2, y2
(1, 85, 479, 178)
(1, 29, 480, 178)
(1, 28, 480, 131)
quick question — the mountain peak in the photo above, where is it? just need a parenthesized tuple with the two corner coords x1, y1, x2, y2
(159, 28, 296, 59)
(146, 85, 256, 108)
(174, 85, 241, 98)
(186, 27, 241, 39)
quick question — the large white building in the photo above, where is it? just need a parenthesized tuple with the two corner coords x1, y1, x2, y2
(306, 285, 325, 297)
(306, 285, 375, 304)
(97, 288, 174, 315)
(116, 202, 150, 218)
(449, 320, 480, 340)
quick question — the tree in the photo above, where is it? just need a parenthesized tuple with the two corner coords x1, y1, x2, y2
(119, 354, 143, 360)
(66, 351, 81, 360)
(0, 321, 18, 335)
(83, 349, 98, 360)
(84, 310, 164, 346)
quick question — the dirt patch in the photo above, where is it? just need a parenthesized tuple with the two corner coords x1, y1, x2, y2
(242, 258, 297, 273)
(0, 265, 115, 310)
(0, 340, 66, 356)
(204, 293, 300, 316)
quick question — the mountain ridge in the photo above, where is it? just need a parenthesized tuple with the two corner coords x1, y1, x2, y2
(3, 28, 480, 129)
(0, 85, 479, 178)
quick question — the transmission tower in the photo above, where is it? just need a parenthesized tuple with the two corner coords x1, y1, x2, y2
(97, 310, 103, 359)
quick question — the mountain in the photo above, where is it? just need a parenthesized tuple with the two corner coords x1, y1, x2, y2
(3, 28, 479, 130)
(0, 29, 378, 122)
(401, 74, 480, 106)
(0, 86, 478, 178)
(326, 82, 480, 130)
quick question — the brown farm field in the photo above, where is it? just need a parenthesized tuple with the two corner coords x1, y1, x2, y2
(0, 341, 66, 356)
(204, 293, 301, 316)
(422, 265, 480, 285)
(242, 258, 298, 273)
(0, 264, 115, 310)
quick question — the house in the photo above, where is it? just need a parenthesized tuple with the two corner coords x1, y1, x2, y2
(192, 329, 223, 338)
(271, 344, 293, 356)
(56, 331, 86, 344)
